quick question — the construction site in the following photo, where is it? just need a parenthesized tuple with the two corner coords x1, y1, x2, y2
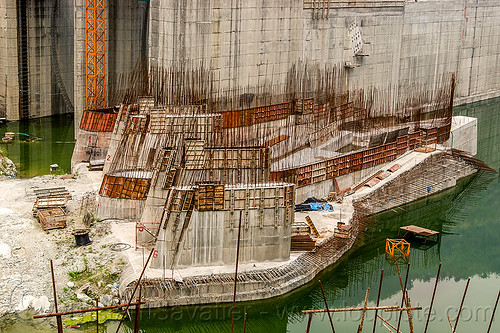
(66, 58, 486, 307)
(1, 1, 499, 332)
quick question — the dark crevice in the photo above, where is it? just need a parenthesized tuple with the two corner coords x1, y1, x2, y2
(17, 0, 29, 119)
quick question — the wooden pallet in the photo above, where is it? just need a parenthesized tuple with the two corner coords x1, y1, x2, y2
(34, 187, 72, 199)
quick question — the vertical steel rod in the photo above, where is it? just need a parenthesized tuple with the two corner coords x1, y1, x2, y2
(487, 290, 500, 333)
(305, 313, 313, 333)
(372, 269, 384, 333)
(243, 312, 248, 333)
(357, 288, 370, 332)
(96, 297, 99, 333)
(396, 262, 410, 332)
(134, 285, 142, 333)
(319, 280, 336, 333)
(453, 277, 470, 333)
(50, 260, 63, 333)
(424, 262, 441, 333)
(231, 211, 243, 333)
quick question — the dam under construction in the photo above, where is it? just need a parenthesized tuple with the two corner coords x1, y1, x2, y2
(0, 1, 499, 332)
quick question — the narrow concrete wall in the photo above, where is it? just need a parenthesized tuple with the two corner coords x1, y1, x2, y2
(0, 1, 19, 120)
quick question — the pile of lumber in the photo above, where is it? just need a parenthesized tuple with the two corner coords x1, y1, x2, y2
(334, 222, 352, 239)
(291, 235, 316, 251)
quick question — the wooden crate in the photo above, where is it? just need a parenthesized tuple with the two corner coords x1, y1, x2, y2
(37, 208, 67, 231)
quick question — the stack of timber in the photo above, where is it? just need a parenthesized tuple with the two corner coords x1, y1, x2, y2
(334, 222, 352, 239)
(292, 221, 311, 235)
(291, 235, 316, 251)
(88, 159, 105, 171)
(33, 187, 72, 200)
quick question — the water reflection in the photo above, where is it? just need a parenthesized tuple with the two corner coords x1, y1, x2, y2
(0, 115, 74, 177)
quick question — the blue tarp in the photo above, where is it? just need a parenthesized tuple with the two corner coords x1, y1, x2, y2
(296, 202, 334, 212)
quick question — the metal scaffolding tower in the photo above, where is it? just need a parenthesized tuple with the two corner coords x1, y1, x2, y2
(85, 0, 105, 110)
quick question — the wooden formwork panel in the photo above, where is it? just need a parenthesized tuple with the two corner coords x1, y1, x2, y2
(312, 103, 329, 120)
(151, 114, 214, 134)
(80, 109, 118, 132)
(295, 99, 314, 115)
(204, 148, 268, 170)
(99, 174, 151, 199)
(330, 102, 355, 121)
(185, 140, 205, 168)
(221, 102, 290, 128)
(218, 185, 294, 211)
(196, 184, 225, 211)
(254, 103, 290, 124)
(125, 115, 149, 134)
(119, 104, 139, 121)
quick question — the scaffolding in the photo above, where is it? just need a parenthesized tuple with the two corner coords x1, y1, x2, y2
(85, 0, 106, 109)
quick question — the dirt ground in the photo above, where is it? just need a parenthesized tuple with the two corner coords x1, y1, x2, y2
(0, 164, 130, 322)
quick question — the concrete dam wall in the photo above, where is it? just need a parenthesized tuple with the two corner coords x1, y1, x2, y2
(1, 0, 499, 124)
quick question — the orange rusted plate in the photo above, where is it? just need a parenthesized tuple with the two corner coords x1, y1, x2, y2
(387, 164, 402, 173)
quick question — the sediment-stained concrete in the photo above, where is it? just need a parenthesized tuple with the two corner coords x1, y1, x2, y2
(1, 1, 500, 127)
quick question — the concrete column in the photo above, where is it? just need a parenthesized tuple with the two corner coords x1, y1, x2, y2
(0, 1, 20, 120)
(74, 0, 87, 132)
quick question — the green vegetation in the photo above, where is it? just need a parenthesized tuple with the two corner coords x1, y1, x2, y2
(64, 310, 122, 326)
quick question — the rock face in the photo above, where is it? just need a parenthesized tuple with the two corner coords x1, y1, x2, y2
(0, 153, 16, 177)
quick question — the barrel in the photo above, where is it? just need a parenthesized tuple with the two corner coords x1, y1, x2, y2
(73, 230, 92, 246)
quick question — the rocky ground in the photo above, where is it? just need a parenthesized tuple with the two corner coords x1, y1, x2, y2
(0, 164, 129, 328)
(0, 150, 16, 178)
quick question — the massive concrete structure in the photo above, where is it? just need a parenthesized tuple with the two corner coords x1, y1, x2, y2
(1, 1, 499, 125)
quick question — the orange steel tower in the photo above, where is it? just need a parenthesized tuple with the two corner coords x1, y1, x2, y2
(85, 0, 105, 110)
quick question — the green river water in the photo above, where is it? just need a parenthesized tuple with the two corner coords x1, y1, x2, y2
(0, 115, 75, 178)
(1, 97, 499, 332)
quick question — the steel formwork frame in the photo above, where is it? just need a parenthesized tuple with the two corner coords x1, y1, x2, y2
(85, 0, 105, 110)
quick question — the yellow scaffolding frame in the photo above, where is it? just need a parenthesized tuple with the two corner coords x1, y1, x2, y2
(385, 238, 410, 257)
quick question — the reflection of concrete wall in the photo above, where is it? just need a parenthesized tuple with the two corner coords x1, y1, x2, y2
(445, 116, 477, 155)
